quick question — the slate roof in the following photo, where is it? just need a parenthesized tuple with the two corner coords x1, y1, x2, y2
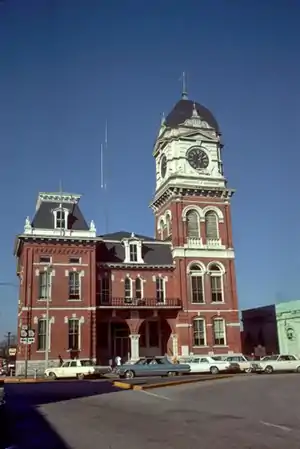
(32, 201, 89, 230)
(98, 231, 173, 266)
(165, 99, 219, 132)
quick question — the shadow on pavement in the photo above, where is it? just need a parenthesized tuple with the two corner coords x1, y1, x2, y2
(3, 380, 121, 449)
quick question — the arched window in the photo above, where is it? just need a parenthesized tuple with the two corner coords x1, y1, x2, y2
(186, 210, 200, 238)
(209, 264, 223, 303)
(166, 214, 172, 236)
(190, 264, 204, 303)
(205, 211, 218, 239)
(213, 318, 226, 346)
(135, 277, 142, 299)
(124, 278, 132, 303)
(160, 219, 165, 240)
(193, 318, 206, 346)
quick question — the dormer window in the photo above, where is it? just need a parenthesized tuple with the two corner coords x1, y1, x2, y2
(122, 233, 144, 264)
(129, 243, 138, 262)
(53, 207, 69, 230)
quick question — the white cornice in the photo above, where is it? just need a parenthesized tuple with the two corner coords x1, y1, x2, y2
(172, 248, 235, 259)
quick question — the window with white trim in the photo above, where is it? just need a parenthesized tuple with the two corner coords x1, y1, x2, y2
(213, 318, 226, 345)
(100, 276, 110, 304)
(129, 243, 138, 262)
(186, 210, 200, 238)
(68, 271, 80, 300)
(39, 256, 51, 264)
(55, 209, 67, 229)
(209, 264, 223, 303)
(135, 277, 142, 299)
(155, 277, 165, 303)
(166, 215, 172, 236)
(124, 277, 132, 302)
(205, 211, 219, 239)
(68, 318, 79, 350)
(37, 318, 46, 351)
(193, 318, 206, 346)
(160, 219, 165, 240)
(189, 264, 204, 303)
(38, 272, 50, 300)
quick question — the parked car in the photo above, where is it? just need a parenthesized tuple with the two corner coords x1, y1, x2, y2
(44, 359, 112, 380)
(178, 356, 236, 374)
(117, 356, 191, 379)
(223, 354, 253, 373)
(251, 354, 300, 374)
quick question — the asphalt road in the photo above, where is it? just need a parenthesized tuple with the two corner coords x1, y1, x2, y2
(4, 374, 300, 449)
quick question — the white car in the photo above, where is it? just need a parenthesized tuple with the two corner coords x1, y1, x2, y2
(179, 356, 233, 375)
(252, 354, 300, 374)
(224, 354, 253, 373)
(44, 359, 112, 380)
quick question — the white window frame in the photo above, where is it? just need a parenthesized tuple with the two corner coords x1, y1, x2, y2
(123, 238, 144, 264)
(37, 318, 47, 351)
(155, 276, 166, 303)
(135, 276, 143, 299)
(65, 269, 84, 301)
(36, 268, 54, 301)
(124, 276, 133, 302)
(53, 207, 69, 230)
(213, 318, 227, 346)
(129, 243, 138, 262)
(192, 318, 207, 347)
(189, 264, 205, 304)
(204, 211, 219, 240)
(186, 209, 201, 238)
(68, 318, 80, 351)
(64, 315, 84, 351)
(208, 263, 225, 303)
(100, 275, 110, 304)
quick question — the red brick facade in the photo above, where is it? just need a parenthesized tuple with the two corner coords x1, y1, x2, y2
(15, 97, 241, 374)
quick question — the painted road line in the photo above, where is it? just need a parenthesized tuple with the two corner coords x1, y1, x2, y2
(260, 421, 292, 432)
(139, 390, 173, 400)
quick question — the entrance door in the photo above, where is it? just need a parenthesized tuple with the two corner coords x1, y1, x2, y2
(111, 322, 130, 360)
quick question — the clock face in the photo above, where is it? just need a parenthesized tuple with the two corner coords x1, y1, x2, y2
(161, 155, 167, 178)
(187, 147, 209, 170)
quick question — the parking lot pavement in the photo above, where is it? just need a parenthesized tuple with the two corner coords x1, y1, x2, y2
(5, 374, 300, 448)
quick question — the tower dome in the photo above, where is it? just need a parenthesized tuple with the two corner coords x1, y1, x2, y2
(165, 98, 219, 132)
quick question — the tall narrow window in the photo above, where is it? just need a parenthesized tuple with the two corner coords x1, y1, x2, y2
(55, 210, 66, 229)
(68, 318, 79, 350)
(37, 319, 47, 351)
(166, 215, 172, 236)
(186, 210, 200, 238)
(213, 318, 226, 345)
(209, 264, 223, 302)
(39, 272, 50, 300)
(189, 264, 204, 303)
(205, 211, 218, 239)
(193, 319, 206, 346)
(159, 219, 165, 240)
(68, 272, 80, 300)
(124, 277, 132, 303)
(129, 243, 138, 262)
(100, 276, 110, 304)
(156, 277, 165, 303)
(135, 277, 142, 299)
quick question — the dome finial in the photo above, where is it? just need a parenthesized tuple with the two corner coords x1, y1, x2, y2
(181, 71, 188, 100)
(192, 102, 199, 117)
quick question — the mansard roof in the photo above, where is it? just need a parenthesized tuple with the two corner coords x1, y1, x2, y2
(99, 231, 173, 266)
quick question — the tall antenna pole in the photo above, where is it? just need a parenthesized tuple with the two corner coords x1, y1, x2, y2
(181, 71, 188, 99)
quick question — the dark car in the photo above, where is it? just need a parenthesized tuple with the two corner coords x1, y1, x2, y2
(117, 356, 191, 379)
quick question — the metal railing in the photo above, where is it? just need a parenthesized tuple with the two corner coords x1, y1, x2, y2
(98, 297, 181, 308)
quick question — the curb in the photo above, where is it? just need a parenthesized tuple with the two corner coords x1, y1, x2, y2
(4, 377, 55, 384)
(113, 374, 235, 390)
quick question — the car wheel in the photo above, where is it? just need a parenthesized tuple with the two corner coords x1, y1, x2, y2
(210, 366, 219, 375)
(296, 366, 300, 373)
(244, 368, 251, 373)
(167, 371, 177, 377)
(77, 373, 85, 380)
(265, 365, 273, 374)
(48, 372, 57, 380)
(125, 370, 134, 379)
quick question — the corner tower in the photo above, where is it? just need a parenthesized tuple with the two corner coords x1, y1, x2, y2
(150, 89, 241, 355)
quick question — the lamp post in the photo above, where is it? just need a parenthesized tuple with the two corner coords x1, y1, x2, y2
(44, 265, 52, 370)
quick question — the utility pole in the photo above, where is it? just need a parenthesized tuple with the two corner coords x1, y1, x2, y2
(45, 265, 52, 370)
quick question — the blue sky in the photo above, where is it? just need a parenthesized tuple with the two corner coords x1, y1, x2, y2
(0, 0, 299, 336)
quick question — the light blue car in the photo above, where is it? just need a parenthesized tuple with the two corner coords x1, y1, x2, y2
(117, 356, 191, 379)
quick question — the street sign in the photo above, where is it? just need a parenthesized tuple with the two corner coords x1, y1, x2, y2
(20, 328, 35, 345)
(8, 348, 17, 356)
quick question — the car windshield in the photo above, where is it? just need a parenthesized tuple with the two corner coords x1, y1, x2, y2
(81, 360, 94, 367)
(135, 359, 147, 365)
(211, 356, 222, 361)
(261, 355, 278, 361)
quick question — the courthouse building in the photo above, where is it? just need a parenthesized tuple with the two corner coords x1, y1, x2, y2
(14, 89, 241, 373)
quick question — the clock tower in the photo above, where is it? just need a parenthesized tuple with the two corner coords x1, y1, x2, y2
(150, 88, 241, 355)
